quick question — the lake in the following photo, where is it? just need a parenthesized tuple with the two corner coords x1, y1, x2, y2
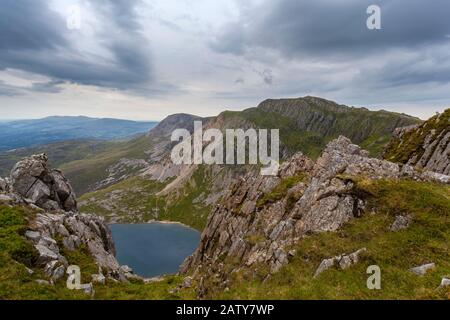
(110, 223, 201, 278)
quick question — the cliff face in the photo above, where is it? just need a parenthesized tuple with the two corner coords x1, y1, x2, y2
(0, 154, 127, 285)
(181, 136, 448, 296)
(384, 109, 449, 175)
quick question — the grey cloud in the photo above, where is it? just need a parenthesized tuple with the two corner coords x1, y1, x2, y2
(210, 0, 450, 58)
(0, 0, 155, 94)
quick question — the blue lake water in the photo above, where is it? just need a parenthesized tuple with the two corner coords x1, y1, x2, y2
(110, 223, 200, 278)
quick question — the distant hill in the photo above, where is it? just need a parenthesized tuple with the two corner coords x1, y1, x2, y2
(0, 116, 157, 151)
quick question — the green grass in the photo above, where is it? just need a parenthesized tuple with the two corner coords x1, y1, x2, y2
(208, 179, 450, 300)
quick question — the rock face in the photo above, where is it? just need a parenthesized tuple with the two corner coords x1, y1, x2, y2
(390, 215, 412, 232)
(410, 263, 436, 276)
(314, 248, 367, 278)
(1, 154, 126, 282)
(10, 154, 77, 212)
(181, 137, 403, 285)
(180, 136, 448, 295)
(384, 109, 449, 175)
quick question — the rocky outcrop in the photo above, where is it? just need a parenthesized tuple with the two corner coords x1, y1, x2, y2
(10, 154, 77, 212)
(314, 248, 367, 278)
(390, 215, 412, 232)
(410, 263, 436, 276)
(0, 154, 126, 283)
(181, 136, 447, 295)
(384, 109, 449, 175)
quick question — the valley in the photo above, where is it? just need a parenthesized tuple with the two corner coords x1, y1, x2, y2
(0, 97, 448, 300)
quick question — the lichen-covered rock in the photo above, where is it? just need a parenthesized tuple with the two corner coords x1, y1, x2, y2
(181, 137, 400, 293)
(314, 248, 367, 278)
(410, 263, 436, 276)
(9, 154, 77, 212)
(390, 215, 412, 232)
(1, 154, 126, 283)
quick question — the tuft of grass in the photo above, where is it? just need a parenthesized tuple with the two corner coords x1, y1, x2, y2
(257, 173, 308, 208)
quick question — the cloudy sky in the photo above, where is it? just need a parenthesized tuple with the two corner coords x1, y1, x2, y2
(0, 0, 449, 121)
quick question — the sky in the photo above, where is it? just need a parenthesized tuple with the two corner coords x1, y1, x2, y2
(0, 0, 449, 121)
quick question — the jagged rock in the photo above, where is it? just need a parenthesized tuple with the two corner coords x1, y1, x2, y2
(52, 265, 66, 282)
(390, 215, 412, 232)
(181, 136, 401, 295)
(0, 177, 7, 191)
(38, 236, 59, 253)
(44, 260, 59, 276)
(9, 154, 77, 212)
(121, 265, 133, 274)
(25, 230, 41, 243)
(35, 279, 51, 286)
(410, 263, 436, 276)
(314, 248, 367, 278)
(182, 276, 193, 288)
(1, 155, 127, 284)
(35, 244, 59, 266)
(440, 278, 450, 288)
(92, 273, 106, 285)
(0, 194, 14, 202)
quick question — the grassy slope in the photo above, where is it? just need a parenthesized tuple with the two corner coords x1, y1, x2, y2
(0, 139, 114, 177)
(207, 179, 450, 300)
(0, 204, 194, 300)
(60, 135, 155, 195)
(238, 101, 421, 159)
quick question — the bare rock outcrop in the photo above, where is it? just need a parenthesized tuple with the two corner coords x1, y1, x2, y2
(181, 137, 404, 288)
(314, 248, 367, 278)
(10, 154, 77, 212)
(1, 154, 126, 283)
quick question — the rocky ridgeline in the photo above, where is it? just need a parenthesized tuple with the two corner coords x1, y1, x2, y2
(181, 136, 449, 295)
(384, 109, 449, 175)
(0, 154, 128, 288)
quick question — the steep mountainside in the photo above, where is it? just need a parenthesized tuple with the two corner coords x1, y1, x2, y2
(77, 97, 421, 229)
(179, 136, 449, 299)
(60, 114, 203, 195)
(384, 109, 449, 174)
(231, 96, 421, 158)
(0, 116, 157, 151)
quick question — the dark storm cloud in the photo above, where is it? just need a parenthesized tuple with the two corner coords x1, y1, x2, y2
(0, 0, 67, 51)
(0, 0, 153, 93)
(210, 0, 450, 58)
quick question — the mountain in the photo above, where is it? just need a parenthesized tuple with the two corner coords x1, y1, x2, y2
(0, 139, 113, 178)
(0, 116, 157, 151)
(1, 134, 448, 299)
(384, 109, 449, 174)
(73, 97, 422, 229)
(179, 136, 449, 299)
